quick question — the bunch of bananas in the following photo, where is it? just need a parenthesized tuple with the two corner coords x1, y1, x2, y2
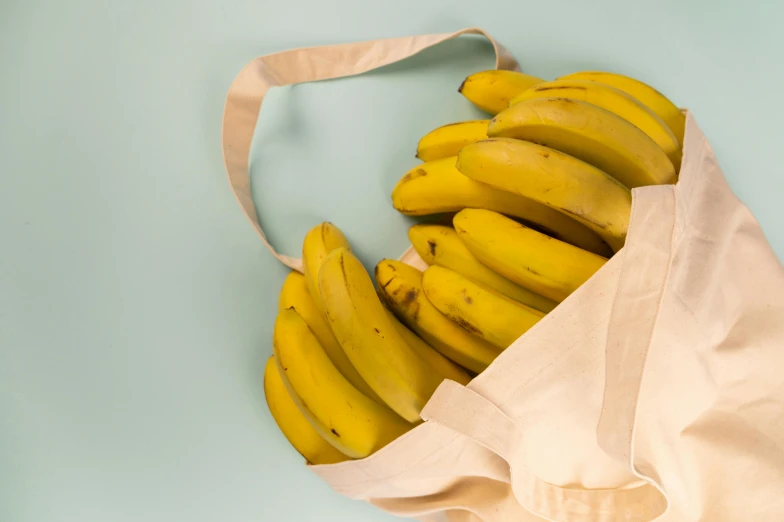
(265, 69, 682, 464)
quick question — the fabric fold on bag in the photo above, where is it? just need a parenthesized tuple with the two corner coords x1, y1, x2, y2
(599, 115, 784, 522)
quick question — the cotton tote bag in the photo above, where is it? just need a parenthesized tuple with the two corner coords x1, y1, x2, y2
(222, 28, 784, 522)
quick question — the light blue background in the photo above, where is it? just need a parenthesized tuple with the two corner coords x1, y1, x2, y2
(1, 1, 782, 521)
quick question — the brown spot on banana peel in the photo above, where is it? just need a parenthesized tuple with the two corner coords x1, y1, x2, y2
(331, 428, 340, 437)
(339, 253, 347, 282)
(408, 168, 427, 180)
(533, 85, 586, 92)
(427, 240, 437, 257)
(388, 291, 422, 321)
(376, 265, 395, 291)
(525, 266, 541, 276)
(461, 290, 473, 305)
(320, 222, 329, 246)
(399, 168, 428, 185)
(451, 315, 483, 336)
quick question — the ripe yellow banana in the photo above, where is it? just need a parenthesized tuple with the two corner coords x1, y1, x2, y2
(416, 120, 489, 162)
(320, 248, 443, 423)
(375, 259, 500, 374)
(488, 97, 676, 189)
(456, 138, 631, 252)
(387, 310, 472, 385)
(391, 157, 611, 257)
(422, 266, 544, 350)
(408, 224, 557, 313)
(459, 69, 544, 114)
(302, 222, 351, 312)
(558, 71, 685, 145)
(263, 356, 350, 465)
(454, 209, 608, 302)
(509, 80, 681, 170)
(273, 308, 411, 458)
(278, 271, 383, 404)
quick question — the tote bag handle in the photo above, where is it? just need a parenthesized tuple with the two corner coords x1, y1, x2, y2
(221, 28, 518, 272)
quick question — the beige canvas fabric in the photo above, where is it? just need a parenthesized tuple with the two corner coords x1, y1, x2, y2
(222, 29, 784, 521)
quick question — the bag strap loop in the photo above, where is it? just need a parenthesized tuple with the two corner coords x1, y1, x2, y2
(220, 28, 519, 272)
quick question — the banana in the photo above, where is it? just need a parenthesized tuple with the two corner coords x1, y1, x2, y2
(456, 138, 631, 252)
(263, 356, 350, 465)
(278, 271, 383, 404)
(509, 80, 681, 170)
(422, 266, 544, 350)
(459, 70, 545, 114)
(454, 209, 608, 302)
(391, 157, 612, 257)
(558, 71, 685, 145)
(375, 259, 500, 374)
(273, 308, 411, 458)
(416, 120, 489, 162)
(487, 97, 676, 189)
(302, 222, 351, 312)
(387, 310, 472, 385)
(319, 248, 443, 423)
(408, 224, 557, 313)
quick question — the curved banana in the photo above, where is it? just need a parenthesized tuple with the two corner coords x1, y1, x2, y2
(558, 71, 685, 145)
(278, 271, 383, 404)
(422, 266, 544, 350)
(387, 310, 472, 385)
(459, 70, 544, 114)
(302, 222, 351, 312)
(509, 80, 681, 170)
(391, 157, 611, 257)
(416, 120, 489, 162)
(263, 356, 350, 465)
(454, 209, 608, 302)
(408, 224, 557, 313)
(487, 97, 676, 189)
(273, 308, 411, 458)
(320, 248, 443, 423)
(456, 138, 631, 252)
(375, 259, 500, 374)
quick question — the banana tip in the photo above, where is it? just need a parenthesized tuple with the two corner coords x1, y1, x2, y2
(458, 78, 467, 93)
